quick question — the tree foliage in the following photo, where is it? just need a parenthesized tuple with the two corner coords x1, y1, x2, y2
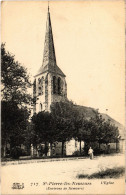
(31, 111, 56, 144)
(32, 101, 119, 156)
(1, 43, 32, 104)
(1, 44, 32, 156)
(1, 101, 30, 147)
(51, 100, 78, 142)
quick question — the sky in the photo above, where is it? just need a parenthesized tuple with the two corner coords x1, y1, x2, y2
(1, 0, 125, 125)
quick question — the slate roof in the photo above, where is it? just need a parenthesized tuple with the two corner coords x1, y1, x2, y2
(35, 64, 65, 77)
(35, 6, 65, 77)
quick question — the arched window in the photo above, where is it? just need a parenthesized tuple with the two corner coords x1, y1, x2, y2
(38, 78, 42, 96)
(39, 103, 42, 112)
(38, 78, 41, 84)
(41, 76, 44, 94)
(58, 77, 61, 94)
(45, 74, 48, 85)
(41, 76, 44, 84)
(33, 79, 36, 94)
(53, 76, 56, 94)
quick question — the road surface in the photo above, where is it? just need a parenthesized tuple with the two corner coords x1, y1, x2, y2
(1, 154, 125, 194)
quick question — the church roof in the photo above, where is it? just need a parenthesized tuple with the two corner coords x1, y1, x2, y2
(36, 64, 65, 77)
(35, 6, 65, 77)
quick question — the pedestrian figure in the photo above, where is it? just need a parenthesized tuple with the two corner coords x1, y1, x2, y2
(88, 147, 94, 159)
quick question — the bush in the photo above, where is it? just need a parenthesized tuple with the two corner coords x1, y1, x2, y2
(10, 146, 22, 159)
(77, 167, 125, 179)
(72, 150, 80, 156)
(21, 148, 30, 156)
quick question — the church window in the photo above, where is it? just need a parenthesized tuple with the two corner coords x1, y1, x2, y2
(41, 76, 44, 84)
(40, 77, 44, 94)
(33, 79, 36, 94)
(45, 74, 48, 84)
(41, 86, 43, 95)
(53, 76, 56, 94)
(38, 78, 41, 84)
(58, 77, 61, 95)
(38, 85, 42, 96)
(39, 103, 42, 112)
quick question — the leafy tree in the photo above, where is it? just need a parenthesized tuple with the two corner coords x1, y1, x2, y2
(1, 43, 31, 104)
(51, 101, 119, 155)
(51, 100, 78, 156)
(82, 112, 119, 154)
(31, 100, 82, 156)
(90, 112, 119, 146)
(99, 119, 119, 145)
(1, 44, 32, 157)
(73, 117, 85, 154)
(31, 111, 57, 155)
(31, 100, 119, 157)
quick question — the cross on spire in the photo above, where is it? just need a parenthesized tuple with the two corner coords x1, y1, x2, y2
(48, 1, 49, 12)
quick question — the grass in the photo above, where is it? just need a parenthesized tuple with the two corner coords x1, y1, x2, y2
(77, 167, 125, 179)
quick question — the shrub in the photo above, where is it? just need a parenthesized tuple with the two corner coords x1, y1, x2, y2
(10, 146, 22, 159)
(72, 150, 80, 156)
(77, 167, 125, 179)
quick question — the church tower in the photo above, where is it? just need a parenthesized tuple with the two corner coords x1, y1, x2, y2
(33, 5, 67, 113)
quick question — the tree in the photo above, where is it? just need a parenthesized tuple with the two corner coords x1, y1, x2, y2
(73, 116, 85, 154)
(32, 112, 56, 143)
(82, 112, 119, 154)
(1, 43, 31, 104)
(72, 109, 119, 155)
(31, 100, 119, 157)
(1, 43, 32, 157)
(31, 111, 57, 156)
(51, 100, 79, 156)
(30, 101, 78, 157)
(32, 100, 83, 156)
(99, 119, 119, 145)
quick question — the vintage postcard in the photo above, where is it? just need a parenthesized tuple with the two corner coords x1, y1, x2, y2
(1, 0, 125, 195)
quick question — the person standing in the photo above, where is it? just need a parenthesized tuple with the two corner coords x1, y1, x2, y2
(88, 147, 94, 159)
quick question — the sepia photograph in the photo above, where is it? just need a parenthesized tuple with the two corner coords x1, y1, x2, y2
(1, 0, 125, 194)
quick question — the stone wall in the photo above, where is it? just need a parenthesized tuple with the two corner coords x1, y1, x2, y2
(34, 73, 46, 113)
(66, 139, 84, 156)
(34, 72, 67, 113)
(47, 139, 84, 156)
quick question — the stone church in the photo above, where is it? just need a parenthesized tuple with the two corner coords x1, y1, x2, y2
(33, 6, 83, 156)
(33, 6, 67, 113)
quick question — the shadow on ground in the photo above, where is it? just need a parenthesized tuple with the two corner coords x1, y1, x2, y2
(77, 166, 125, 179)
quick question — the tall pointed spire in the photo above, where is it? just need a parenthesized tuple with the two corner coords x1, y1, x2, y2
(36, 4, 65, 77)
(42, 3, 56, 68)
